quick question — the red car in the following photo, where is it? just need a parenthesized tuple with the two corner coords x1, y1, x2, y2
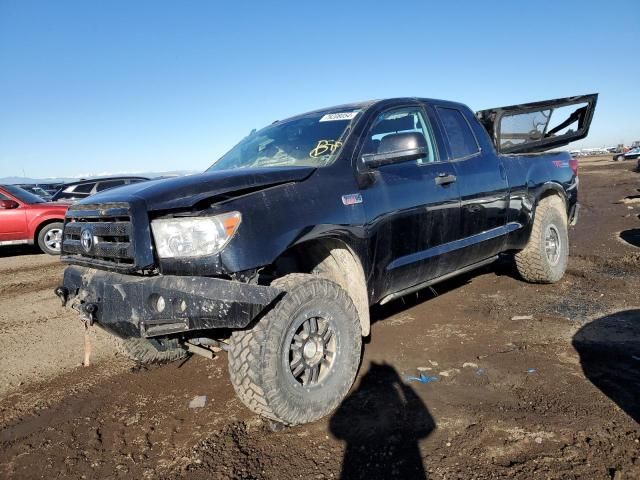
(0, 185, 69, 255)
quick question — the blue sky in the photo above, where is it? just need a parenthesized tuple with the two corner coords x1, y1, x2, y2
(1, 0, 638, 178)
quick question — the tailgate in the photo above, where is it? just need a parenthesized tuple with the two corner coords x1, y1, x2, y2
(476, 94, 598, 154)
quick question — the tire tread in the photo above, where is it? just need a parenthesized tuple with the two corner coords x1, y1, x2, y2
(228, 273, 361, 425)
(515, 196, 568, 283)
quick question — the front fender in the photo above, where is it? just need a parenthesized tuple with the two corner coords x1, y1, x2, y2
(157, 164, 365, 276)
(27, 211, 66, 239)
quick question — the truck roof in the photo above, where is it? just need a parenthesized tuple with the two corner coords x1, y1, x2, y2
(276, 97, 470, 124)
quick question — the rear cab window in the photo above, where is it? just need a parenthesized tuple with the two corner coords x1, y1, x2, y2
(436, 107, 480, 160)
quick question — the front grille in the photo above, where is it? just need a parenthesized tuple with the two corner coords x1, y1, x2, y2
(62, 203, 139, 270)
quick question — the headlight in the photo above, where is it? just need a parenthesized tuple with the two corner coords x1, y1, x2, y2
(151, 212, 241, 259)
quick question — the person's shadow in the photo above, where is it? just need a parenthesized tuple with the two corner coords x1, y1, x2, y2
(572, 309, 640, 423)
(329, 362, 435, 479)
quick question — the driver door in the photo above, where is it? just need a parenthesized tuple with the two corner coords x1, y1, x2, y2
(0, 192, 28, 242)
(359, 105, 462, 300)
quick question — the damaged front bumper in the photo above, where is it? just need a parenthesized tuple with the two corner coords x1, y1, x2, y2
(56, 266, 281, 339)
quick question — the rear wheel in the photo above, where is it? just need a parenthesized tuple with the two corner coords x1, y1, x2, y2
(113, 336, 187, 363)
(228, 274, 362, 425)
(515, 196, 569, 283)
(37, 222, 64, 255)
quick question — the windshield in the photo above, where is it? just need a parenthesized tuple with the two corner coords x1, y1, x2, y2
(207, 109, 361, 172)
(2, 185, 46, 204)
(20, 185, 51, 198)
(31, 187, 51, 197)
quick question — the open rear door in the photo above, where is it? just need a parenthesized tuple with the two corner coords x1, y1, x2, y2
(476, 93, 598, 154)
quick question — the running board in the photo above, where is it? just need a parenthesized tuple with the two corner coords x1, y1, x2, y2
(379, 256, 499, 305)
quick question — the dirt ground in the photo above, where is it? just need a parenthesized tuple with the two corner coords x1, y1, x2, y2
(1, 156, 639, 479)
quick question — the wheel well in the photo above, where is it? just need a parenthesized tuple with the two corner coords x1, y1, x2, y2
(270, 239, 371, 337)
(534, 188, 569, 219)
(34, 219, 64, 244)
(537, 188, 567, 215)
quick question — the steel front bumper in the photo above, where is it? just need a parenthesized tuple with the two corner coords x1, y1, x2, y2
(56, 266, 281, 339)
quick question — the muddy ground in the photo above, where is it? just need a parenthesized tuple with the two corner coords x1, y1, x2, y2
(1, 156, 639, 479)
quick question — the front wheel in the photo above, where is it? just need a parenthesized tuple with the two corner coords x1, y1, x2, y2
(616, 155, 625, 161)
(515, 196, 569, 283)
(228, 274, 362, 425)
(37, 222, 64, 255)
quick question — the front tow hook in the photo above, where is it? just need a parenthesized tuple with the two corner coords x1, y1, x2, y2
(54, 286, 68, 306)
(80, 303, 98, 327)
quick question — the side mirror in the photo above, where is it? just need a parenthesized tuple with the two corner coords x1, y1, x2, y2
(362, 132, 427, 168)
(0, 199, 19, 209)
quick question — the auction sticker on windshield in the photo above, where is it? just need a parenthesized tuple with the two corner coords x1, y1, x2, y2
(319, 111, 360, 122)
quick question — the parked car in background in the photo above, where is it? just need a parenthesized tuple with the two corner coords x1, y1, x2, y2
(37, 183, 66, 196)
(613, 148, 640, 162)
(0, 185, 68, 254)
(51, 176, 149, 202)
(15, 184, 53, 201)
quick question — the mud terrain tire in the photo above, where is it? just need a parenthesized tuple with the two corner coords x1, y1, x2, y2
(113, 336, 187, 363)
(228, 274, 362, 425)
(515, 195, 569, 283)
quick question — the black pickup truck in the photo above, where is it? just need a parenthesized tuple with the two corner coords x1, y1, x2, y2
(56, 93, 597, 425)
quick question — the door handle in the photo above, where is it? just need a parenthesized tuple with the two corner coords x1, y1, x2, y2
(435, 173, 457, 186)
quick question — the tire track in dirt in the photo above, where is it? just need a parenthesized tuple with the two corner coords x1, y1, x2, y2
(0, 260, 61, 276)
(0, 254, 120, 395)
(0, 262, 64, 297)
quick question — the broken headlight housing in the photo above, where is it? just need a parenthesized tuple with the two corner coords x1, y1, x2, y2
(151, 212, 242, 259)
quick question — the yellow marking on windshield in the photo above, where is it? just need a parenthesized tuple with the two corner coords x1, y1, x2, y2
(309, 140, 343, 158)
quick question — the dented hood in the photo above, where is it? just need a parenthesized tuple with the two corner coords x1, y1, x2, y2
(79, 166, 316, 211)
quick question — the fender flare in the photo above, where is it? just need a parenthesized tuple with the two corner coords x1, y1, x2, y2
(280, 234, 371, 337)
(532, 182, 569, 216)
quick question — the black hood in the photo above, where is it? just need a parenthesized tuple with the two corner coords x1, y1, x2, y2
(78, 166, 316, 211)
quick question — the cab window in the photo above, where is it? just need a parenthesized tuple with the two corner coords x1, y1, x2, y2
(436, 107, 480, 159)
(363, 107, 438, 164)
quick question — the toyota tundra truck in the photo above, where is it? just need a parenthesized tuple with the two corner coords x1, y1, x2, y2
(56, 94, 597, 425)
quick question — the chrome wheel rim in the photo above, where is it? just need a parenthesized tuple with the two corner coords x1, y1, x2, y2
(285, 314, 337, 388)
(544, 224, 561, 266)
(44, 228, 63, 252)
